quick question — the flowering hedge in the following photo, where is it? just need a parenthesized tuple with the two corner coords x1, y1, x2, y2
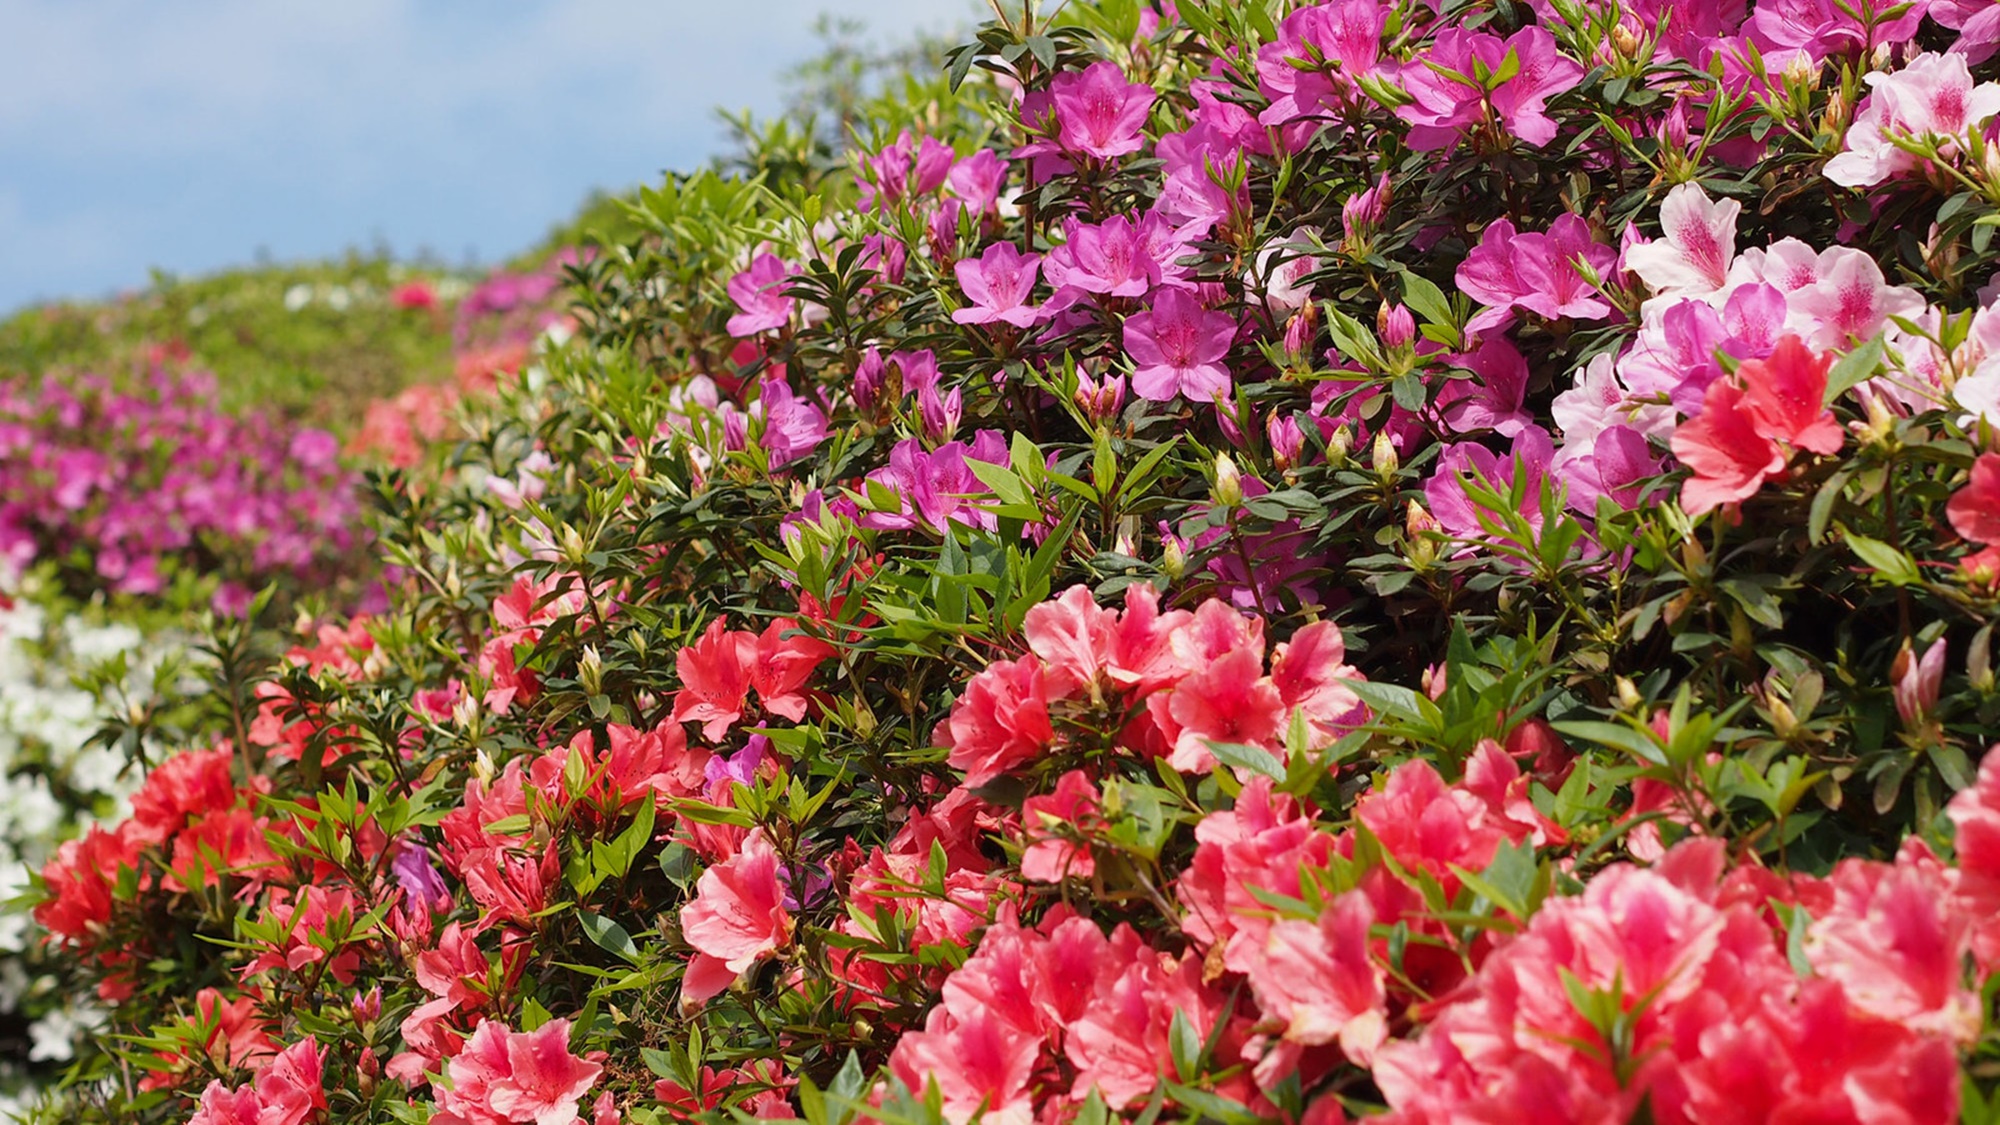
(20, 1, 2000, 1123)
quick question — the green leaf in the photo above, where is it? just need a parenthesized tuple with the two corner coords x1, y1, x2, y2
(1399, 270, 1453, 328)
(1552, 719, 1669, 766)
(1824, 333, 1886, 403)
(1842, 529, 1922, 586)
(1203, 740, 1285, 781)
(578, 910, 640, 963)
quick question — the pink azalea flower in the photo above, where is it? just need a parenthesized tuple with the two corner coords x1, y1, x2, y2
(1436, 336, 1534, 437)
(1671, 380, 1786, 517)
(1020, 769, 1102, 883)
(433, 1019, 603, 1125)
(859, 434, 1008, 535)
(889, 1002, 1042, 1125)
(952, 241, 1044, 327)
(1456, 213, 1617, 333)
(1240, 890, 1387, 1067)
(1064, 946, 1221, 1109)
(1124, 287, 1237, 402)
(947, 149, 1009, 213)
(1624, 182, 1739, 297)
(1554, 423, 1663, 513)
(1245, 227, 1322, 314)
(945, 656, 1055, 787)
(1051, 60, 1155, 161)
(1255, 0, 1388, 131)
(1396, 26, 1583, 150)
(755, 377, 828, 470)
(1045, 214, 1163, 300)
(725, 253, 796, 337)
(1948, 452, 2000, 545)
(1935, 0, 2000, 62)
(196, 1037, 327, 1125)
(1786, 246, 1927, 352)
(1946, 749, 2000, 970)
(680, 829, 794, 1005)
(1806, 849, 1980, 1042)
(1826, 52, 2000, 187)
(1422, 426, 1558, 551)
(1269, 619, 1367, 746)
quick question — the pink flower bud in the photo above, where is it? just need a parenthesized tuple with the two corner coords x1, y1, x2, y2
(1379, 302, 1415, 350)
(920, 384, 963, 443)
(1268, 413, 1305, 471)
(1893, 638, 1946, 726)
(853, 349, 885, 413)
(352, 987, 382, 1025)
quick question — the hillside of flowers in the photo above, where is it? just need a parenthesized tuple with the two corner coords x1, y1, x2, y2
(0, 251, 573, 1112)
(14, 0, 2000, 1123)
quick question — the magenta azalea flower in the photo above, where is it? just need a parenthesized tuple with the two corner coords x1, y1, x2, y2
(725, 253, 796, 337)
(1397, 26, 1583, 151)
(952, 242, 1044, 327)
(1051, 60, 1155, 161)
(1124, 288, 1237, 403)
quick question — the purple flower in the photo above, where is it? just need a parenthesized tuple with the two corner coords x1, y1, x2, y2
(1124, 287, 1237, 403)
(859, 433, 1009, 535)
(1045, 214, 1162, 300)
(1437, 337, 1534, 437)
(1423, 427, 1559, 556)
(1397, 26, 1583, 151)
(725, 253, 796, 337)
(1255, 0, 1387, 132)
(952, 242, 1044, 327)
(1051, 60, 1155, 160)
(756, 377, 828, 470)
(947, 149, 1009, 213)
(1456, 213, 1617, 334)
(391, 842, 452, 911)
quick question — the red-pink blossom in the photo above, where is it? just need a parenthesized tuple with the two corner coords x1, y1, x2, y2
(944, 656, 1055, 787)
(1019, 769, 1101, 883)
(432, 1018, 603, 1125)
(681, 829, 793, 1005)
(1948, 452, 2000, 545)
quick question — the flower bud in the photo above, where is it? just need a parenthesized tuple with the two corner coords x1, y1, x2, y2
(723, 407, 748, 453)
(1893, 638, 1946, 726)
(1267, 413, 1305, 472)
(561, 525, 589, 566)
(1074, 372, 1125, 425)
(1212, 453, 1244, 508)
(579, 645, 604, 697)
(1326, 425, 1353, 467)
(1616, 676, 1643, 712)
(352, 987, 382, 1026)
(853, 348, 886, 413)
(358, 1047, 380, 1098)
(1611, 22, 1641, 57)
(1767, 694, 1800, 741)
(1371, 430, 1399, 478)
(1162, 534, 1187, 581)
(1378, 302, 1415, 351)
(1283, 301, 1320, 359)
(920, 383, 962, 443)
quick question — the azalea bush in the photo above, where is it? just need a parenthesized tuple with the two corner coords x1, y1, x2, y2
(20, 0, 2000, 1123)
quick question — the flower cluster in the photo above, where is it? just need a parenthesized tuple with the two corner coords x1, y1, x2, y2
(0, 370, 365, 604)
(21, 0, 2000, 1123)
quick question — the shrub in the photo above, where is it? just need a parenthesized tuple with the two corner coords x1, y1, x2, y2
(19, 1, 2000, 1123)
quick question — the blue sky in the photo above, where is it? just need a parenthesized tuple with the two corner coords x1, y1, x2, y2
(0, 0, 971, 314)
